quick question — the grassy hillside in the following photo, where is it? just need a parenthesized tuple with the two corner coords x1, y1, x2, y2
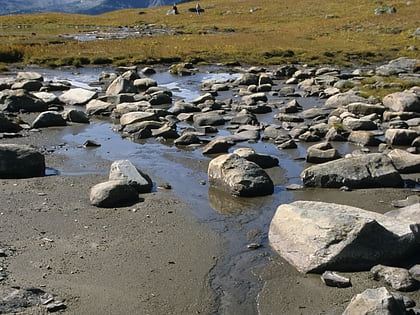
(0, 0, 419, 67)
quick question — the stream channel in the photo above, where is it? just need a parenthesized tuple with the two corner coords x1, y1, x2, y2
(4, 64, 405, 314)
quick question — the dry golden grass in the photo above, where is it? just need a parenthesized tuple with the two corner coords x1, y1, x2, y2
(0, 0, 419, 66)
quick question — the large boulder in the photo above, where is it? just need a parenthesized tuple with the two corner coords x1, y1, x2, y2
(133, 78, 157, 91)
(233, 147, 278, 168)
(31, 111, 67, 128)
(383, 91, 420, 113)
(90, 180, 139, 208)
(105, 76, 136, 95)
(268, 201, 420, 273)
(306, 142, 341, 164)
(0, 144, 45, 178)
(342, 287, 406, 315)
(0, 114, 22, 132)
(208, 153, 274, 197)
(193, 112, 226, 127)
(86, 99, 115, 116)
(59, 88, 97, 106)
(301, 153, 403, 188)
(119, 111, 157, 127)
(376, 57, 419, 76)
(1, 90, 48, 112)
(385, 128, 419, 145)
(324, 92, 367, 108)
(387, 149, 420, 173)
(108, 160, 152, 193)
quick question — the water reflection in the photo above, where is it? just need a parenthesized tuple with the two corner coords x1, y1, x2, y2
(208, 185, 271, 216)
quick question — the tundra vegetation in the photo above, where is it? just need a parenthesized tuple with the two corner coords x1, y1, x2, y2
(0, 0, 418, 81)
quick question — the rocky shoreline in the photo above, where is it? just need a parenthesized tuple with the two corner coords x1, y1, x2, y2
(0, 57, 419, 314)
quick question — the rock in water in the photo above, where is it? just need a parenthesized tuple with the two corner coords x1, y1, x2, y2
(208, 153, 274, 197)
(300, 153, 403, 188)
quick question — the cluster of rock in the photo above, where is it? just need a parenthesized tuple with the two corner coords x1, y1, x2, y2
(269, 200, 420, 313)
(90, 159, 152, 207)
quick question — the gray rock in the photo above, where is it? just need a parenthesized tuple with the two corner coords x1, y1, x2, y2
(31, 111, 66, 128)
(300, 107, 330, 119)
(348, 130, 381, 146)
(12, 79, 43, 91)
(385, 203, 420, 222)
(174, 133, 202, 146)
(151, 124, 179, 139)
(193, 112, 226, 126)
(383, 111, 420, 121)
(320, 271, 351, 288)
(409, 265, 420, 282)
(0, 115, 22, 132)
(105, 76, 136, 95)
(298, 131, 321, 142)
(390, 195, 420, 208)
(371, 265, 418, 291)
(234, 73, 259, 86)
(387, 148, 420, 173)
(233, 147, 278, 168)
(274, 113, 304, 123)
(59, 88, 97, 105)
(301, 153, 403, 188)
(242, 92, 267, 105)
(119, 111, 157, 127)
(208, 153, 274, 197)
(278, 99, 302, 113)
(17, 71, 44, 81)
(383, 91, 420, 113)
(269, 201, 419, 273)
(325, 127, 349, 141)
(202, 138, 235, 154)
(170, 101, 200, 115)
(0, 287, 55, 314)
(277, 139, 297, 149)
(342, 287, 406, 315)
(1, 90, 48, 112)
(90, 180, 139, 207)
(347, 102, 386, 116)
(385, 128, 419, 145)
(306, 142, 341, 163)
(230, 112, 258, 125)
(191, 93, 214, 105)
(263, 125, 290, 141)
(109, 159, 152, 193)
(86, 99, 115, 116)
(149, 91, 172, 105)
(324, 92, 367, 108)
(376, 57, 420, 76)
(113, 101, 151, 116)
(133, 78, 157, 91)
(31, 91, 61, 105)
(0, 144, 45, 178)
(342, 117, 377, 130)
(122, 120, 164, 134)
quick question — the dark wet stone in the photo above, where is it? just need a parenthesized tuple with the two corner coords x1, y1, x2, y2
(321, 271, 351, 288)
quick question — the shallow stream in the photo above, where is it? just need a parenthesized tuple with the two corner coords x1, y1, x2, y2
(5, 65, 416, 313)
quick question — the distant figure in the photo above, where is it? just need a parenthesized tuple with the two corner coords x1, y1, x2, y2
(173, 3, 179, 14)
(196, 2, 201, 15)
